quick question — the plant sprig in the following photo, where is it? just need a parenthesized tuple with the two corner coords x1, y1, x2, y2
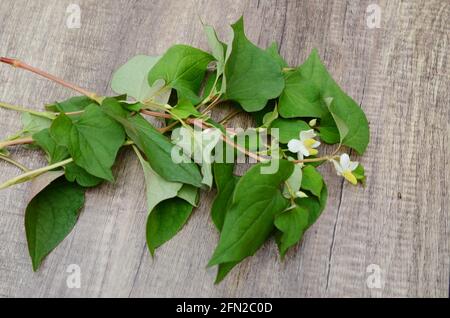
(0, 17, 369, 283)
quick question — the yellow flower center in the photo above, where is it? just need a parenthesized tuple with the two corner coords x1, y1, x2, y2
(343, 170, 357, 185)
(303, 139, 318, 155)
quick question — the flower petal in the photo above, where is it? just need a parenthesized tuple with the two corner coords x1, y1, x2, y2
(343, 170, 357, 185)
(340, 153, 351, 170)
(312, 140, 321, 148)
(299, 144, 310, 157)
(332, 159, 343, 175)
(287, 139, 302, 153)
(349, 161, 359, 171)
(300, 129, 316, 141)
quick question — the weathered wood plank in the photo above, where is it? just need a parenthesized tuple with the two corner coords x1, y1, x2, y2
(0, 0, 448, 297)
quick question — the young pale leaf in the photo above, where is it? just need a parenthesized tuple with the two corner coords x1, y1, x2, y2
(282, 163, 303, 199)
(101, 98, 203, 187)
(270, 118, 310, 144)
(204, 25, 226, 77)
(21, 113, 52, 136)
(135, 148, 183, 213)
(208, 160, 294, 267)
(148, 45, 213, 104)
(172, 126, 222, 188)
(224, 17, 285, 112)
(177, 184, 199, 206)
(25, 177, 85, 271)
(52, 105, 125, 181)
(146, 197, 194, 255)
(111, 55, 161, 101)
(211, 163, 239, 231)
(301, 165, 323, 197)
(274, 205, 309, 258)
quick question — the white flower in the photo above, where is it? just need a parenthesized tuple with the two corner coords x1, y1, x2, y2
(287, 129, 321, 158)
(332, 153, 359, 185)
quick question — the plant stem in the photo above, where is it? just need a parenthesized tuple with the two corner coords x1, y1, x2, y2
(293, 155, 339, 164)
(0, 136, 33, 149)
(219, 109, 241, 125)
(0, 101, 56, 119)
(140, 109, 172, 119)
(0, 57, 103, 104)
(0, 158, 73, 190)
(0, 154, 29, 172)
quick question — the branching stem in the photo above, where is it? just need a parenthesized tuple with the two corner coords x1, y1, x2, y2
(0, 158, 73, 190)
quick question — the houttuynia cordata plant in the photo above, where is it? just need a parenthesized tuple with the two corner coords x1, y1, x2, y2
(0, 17, 369, 283)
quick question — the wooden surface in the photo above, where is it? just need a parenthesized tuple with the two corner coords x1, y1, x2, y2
(0, 0, 448, 298)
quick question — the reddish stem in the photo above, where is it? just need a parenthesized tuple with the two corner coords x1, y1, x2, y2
(0, 57, 101, 103)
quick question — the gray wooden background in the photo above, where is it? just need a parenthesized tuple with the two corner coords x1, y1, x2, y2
(0, 0, 448, 298)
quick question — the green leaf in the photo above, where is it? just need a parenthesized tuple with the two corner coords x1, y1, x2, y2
(64, 163, 103, 187)
(177, 184, 199, 206)
(215, 262, 239, 284)
(275, 182, 328, 258)
(274, 205, 309, 258)
(297, 183, 328, 227)
(146, 197, 194, 255)
(278, 49, 369, 154)
(326, 94, 370, 154)
(224, 17, 285, 112)
(25, 177, 85, 271)
(270, 118, 310, 144)
(301, 165, 323, 197)
(111, 55, 161, 101)
(266, 42, 288, 68)
(102, 98, 203, 187)
(51, 105, 125, 181)
(171, 99, 201, 119)
(148, 45, 213, 104)
(54, 96, 97, 113)
(33, 128, 69, 164)
(317, 112, 340, 144)
(261, 106, 279, 128)
(33, 127, 103, 187)
(353, 163, 366, 185)
(49, 113, 73, 147)
(208, 160, 293, 267)
(135, 148, 183, 213)
(211, 163, 239, 231)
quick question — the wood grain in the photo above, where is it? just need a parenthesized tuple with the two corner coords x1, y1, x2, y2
(0, 0, 448, 297)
